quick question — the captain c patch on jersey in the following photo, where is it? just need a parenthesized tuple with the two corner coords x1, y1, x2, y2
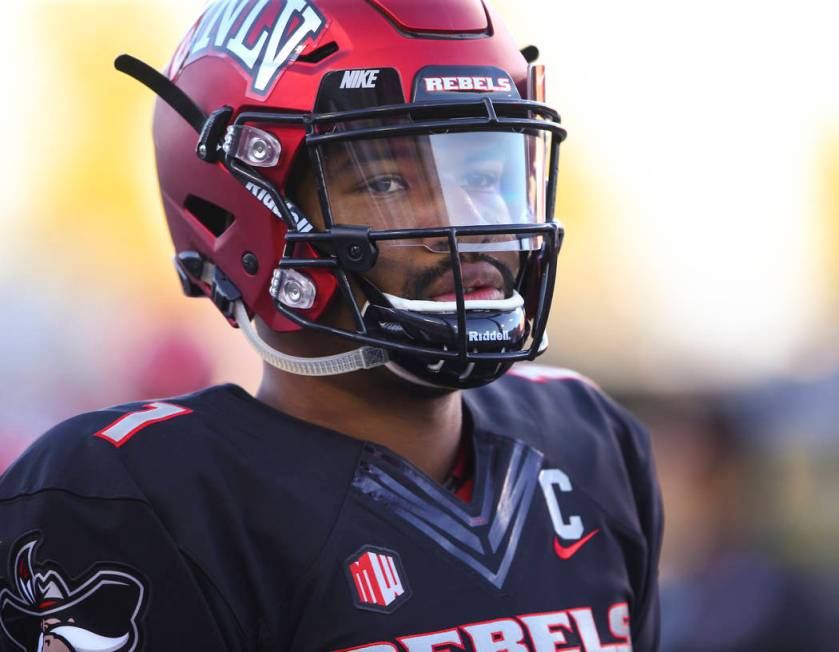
(539, 469, 601, 560)
(0, 534, 146, 652)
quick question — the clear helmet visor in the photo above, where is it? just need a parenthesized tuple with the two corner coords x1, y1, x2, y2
(321, 129, 550, 254)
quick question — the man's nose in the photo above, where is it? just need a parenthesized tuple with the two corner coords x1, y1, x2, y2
(438, 179, 486, 226)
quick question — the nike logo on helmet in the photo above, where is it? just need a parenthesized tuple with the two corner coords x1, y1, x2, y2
(552, 529, 600, 560)
(340, 69, 380, 89)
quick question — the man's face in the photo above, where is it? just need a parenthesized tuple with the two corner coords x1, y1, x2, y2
(297, 130, 543, 304)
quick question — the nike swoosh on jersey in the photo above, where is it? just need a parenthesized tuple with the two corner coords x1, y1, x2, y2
(553, 529, 600, 560)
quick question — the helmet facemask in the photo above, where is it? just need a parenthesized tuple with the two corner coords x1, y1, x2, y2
(250, 96, 565, 388)
(117, 51, 565, 389)
(279, 121, 558, 387)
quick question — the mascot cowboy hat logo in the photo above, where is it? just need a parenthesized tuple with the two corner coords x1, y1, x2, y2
(0, 534, 146, 652)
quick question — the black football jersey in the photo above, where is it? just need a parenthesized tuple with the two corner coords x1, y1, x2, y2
(0, 367, 662, 651)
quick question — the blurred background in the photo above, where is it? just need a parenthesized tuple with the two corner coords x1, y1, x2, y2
(1, 0, 837, 649)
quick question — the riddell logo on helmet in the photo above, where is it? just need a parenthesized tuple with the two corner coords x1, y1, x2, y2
(173, 0, 326, 96)
(469, 330, 511, 342)
(245, 181, 313, 232)
(424, 76, 513, 93)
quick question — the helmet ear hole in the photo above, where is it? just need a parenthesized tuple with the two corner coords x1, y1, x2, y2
(184, 195, 235, 238)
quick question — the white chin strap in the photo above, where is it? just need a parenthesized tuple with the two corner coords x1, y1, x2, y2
(234, 302, 389, 376)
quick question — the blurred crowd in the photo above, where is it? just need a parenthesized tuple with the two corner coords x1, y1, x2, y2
(621, 381, 839, 650)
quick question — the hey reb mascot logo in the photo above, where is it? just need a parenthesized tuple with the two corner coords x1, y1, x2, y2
(0, 534, 146, 652)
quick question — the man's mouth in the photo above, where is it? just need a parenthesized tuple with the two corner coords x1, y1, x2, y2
(425, 263, 506, 302)
(429, 287, 505, 302)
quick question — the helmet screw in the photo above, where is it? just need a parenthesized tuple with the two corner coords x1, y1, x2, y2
(241, 252, 259, 275)
(347, 244, 363, 262)
(198, 144, 208, 158)
(250, 139, 268, 161)
(284, 281, 302, 302)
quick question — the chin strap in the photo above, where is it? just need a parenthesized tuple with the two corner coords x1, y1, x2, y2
(233, 302, 389, 376)
(234, 297, 547, 378)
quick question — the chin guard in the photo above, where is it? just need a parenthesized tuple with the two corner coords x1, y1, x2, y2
(363, 291, 529, 389)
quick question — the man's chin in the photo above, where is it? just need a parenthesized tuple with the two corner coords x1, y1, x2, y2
(372, 365, 458, 397)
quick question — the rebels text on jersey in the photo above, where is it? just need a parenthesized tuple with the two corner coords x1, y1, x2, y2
(0, 368, 662, 651)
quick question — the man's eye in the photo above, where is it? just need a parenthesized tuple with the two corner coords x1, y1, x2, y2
(363, 175, 408, 195)
(462, 171, 500, 190)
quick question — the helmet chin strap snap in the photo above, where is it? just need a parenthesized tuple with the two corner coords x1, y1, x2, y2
(233, 302, 389, 376)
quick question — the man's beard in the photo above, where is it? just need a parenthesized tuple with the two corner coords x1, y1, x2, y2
(407, 253, 516, 301)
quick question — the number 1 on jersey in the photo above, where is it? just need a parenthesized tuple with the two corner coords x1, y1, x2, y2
(94, 402, 192, 448)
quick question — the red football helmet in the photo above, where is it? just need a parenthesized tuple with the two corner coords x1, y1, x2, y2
(117, 0, 566, 388)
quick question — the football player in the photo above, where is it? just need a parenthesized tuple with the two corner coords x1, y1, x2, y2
(0, 1, 662, 650)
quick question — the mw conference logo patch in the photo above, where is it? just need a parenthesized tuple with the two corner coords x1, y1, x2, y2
(345, 546, 411, 614)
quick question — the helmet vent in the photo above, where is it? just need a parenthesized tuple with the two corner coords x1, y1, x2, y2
(297, 41, 339, 64)
(185, 195, 234, 238)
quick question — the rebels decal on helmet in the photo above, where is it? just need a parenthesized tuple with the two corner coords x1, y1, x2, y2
(175, 0, 326, 96)
(412, 66, 521, 101)
(423, 76, 513, 93)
